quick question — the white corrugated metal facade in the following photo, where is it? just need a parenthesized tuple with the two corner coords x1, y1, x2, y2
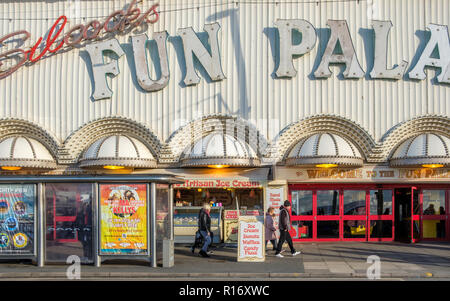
(0, 0, 449, 166)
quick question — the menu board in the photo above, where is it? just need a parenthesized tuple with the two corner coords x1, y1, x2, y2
(100, 184, 147, 255)
(0, 184, 35, 255)
(237, 216, 265, 262)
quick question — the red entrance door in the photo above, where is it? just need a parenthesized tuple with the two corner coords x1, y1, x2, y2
(342, 190, 367, 241)
(315, 190, 341, 241)
(290, 185, 450, 242)
(290, 190, 314, 241)
(411, 187, 420, 243)
(367, 189, 394, 241)
(290, 185, 396, 242)
(290, 188, 342, 241)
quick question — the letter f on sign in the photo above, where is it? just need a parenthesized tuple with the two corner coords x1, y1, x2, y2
(86, 39, 125, 100)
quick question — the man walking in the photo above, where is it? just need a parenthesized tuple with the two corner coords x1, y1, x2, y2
(198, 203, 212, 258)
(275, 200, 301, 258)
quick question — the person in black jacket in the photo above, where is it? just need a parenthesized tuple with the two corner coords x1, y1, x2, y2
(198, 203, 212, 258)
(75, 200, 92, 261)
(275, 200, 301, 257)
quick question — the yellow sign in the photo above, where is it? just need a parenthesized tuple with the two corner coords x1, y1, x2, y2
(100, 184, 147, 255)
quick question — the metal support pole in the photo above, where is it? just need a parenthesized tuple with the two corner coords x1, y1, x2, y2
(151, 183, 157, 267)
(37, 183, 44, 267)
(93, 183, 101, 267)
(169, 184, 174, 240)
(146, 183, 151, 266)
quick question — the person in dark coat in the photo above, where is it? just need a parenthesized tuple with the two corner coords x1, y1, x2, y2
(275, 200, 301, 257)
(75, 201, 92, 261)
(265, 207, 277, 251)
(198, 203, 212, 258)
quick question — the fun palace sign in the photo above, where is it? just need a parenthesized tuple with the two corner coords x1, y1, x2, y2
(1, 1, 449, 100)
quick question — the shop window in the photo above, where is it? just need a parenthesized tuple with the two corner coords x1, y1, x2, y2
(45, 183, 93, 263)
(0, 184, 36, 255)
(422, 190, 446, 215)
(343, 220, 366, 238)
(174, 188, 263, 213)
(423, 220, 446, 239)
(291, 191, 312, 216)
(317, 221, 339, 238)
(370, 190, 392, 215)
(343, 190, 366, 215)
(317, 190, 340, 216)
(370, 220, 392, 238)
(292, 221, 313, 239)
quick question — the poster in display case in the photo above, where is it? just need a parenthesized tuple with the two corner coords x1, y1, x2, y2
(0, 184, 35, 256)
(100, 184, 148, 255)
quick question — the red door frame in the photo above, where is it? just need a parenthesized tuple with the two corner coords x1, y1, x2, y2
(315, 189, 341, 241)
(288, 183, 450, 243)
(288, 190, 315, 242)
(342, 189, 368, 242)
(289, 184, 372, 242)
(367, 189, 395, 242)
(411, 187, 419, 243)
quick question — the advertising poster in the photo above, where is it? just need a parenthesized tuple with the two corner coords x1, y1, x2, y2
(265, 187, 284, 237)
(0, 184, 35, 255)
(100, 184, 147, 255)
(237, 216, 265, 262)
(223, 210, 240, 244)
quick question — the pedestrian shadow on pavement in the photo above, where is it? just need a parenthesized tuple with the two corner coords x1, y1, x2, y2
(175, 246, 237, 263)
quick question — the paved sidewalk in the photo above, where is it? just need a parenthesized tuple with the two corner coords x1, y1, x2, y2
(0, 242, 449, 280)
(296, 242, 450, 278)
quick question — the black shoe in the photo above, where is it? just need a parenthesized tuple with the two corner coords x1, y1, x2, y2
(191, 246, 195, 253)
(199, 250, 210, 258)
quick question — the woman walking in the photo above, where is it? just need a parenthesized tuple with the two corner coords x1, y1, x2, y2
(265, 207, 277, 251)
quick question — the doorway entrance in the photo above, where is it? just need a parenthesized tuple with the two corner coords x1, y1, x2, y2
(394, 188, 420, 243)
(289, 184, 449, 242)
(394, 188, 411, 242)
(289, 185, 395, 242)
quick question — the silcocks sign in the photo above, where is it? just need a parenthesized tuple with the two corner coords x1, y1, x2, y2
(0, 1, 449, 101)
(0, 1, 160, 80)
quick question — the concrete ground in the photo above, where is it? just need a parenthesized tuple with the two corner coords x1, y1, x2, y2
(0, 241, 449, 280)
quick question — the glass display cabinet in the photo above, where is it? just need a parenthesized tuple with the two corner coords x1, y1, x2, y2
(173, 206, 222, 243)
